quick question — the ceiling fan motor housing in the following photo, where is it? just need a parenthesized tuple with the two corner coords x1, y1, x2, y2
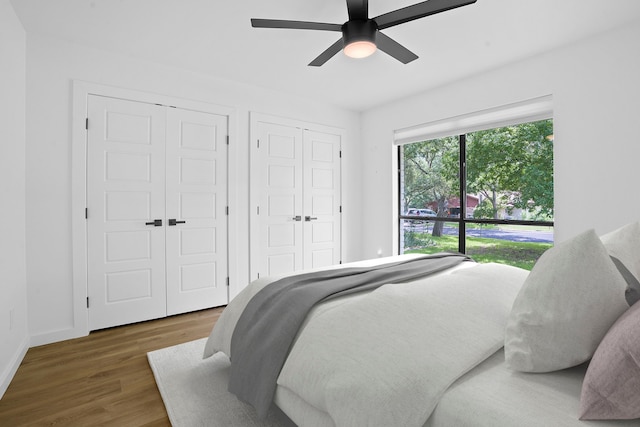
(342, 19, 378, 46)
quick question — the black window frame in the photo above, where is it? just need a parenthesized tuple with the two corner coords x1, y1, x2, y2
(398, 132, 554, 255)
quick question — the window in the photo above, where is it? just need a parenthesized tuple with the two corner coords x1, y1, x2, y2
(398, 118, 553, 270)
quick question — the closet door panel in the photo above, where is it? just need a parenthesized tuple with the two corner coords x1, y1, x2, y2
(303, 129, 342, 269)
(256, 122, 304, 277)
(165, 108, 228, 315)
(87, 95, 167, 330)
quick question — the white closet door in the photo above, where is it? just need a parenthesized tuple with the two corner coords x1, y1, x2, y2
(303, 129, 342, 269)
(253, 119, 342, 279)
(257, 121, 304, 277)
(87, 95, 167, 330)
(165, 108, 228, 315)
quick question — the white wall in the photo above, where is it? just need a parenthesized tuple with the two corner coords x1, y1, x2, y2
(24, 34, 362, 345)
(360, 19, 640, 260)
(0, 0, 29, 398)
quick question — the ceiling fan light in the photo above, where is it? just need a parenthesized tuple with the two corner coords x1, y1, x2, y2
(344, 40, 377, 58)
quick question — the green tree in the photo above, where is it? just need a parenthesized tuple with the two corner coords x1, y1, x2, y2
(466, 119, 553, 218)
(516, 120, 554, 217)
(402, 136, 458, 237)
(473, 198, 495, 220)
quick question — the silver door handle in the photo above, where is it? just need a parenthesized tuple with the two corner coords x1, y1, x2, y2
(292, 215, 302, 221)
(305, 216, 318, 221)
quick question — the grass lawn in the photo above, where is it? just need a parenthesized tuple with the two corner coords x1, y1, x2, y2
(405, 234, 552, 270)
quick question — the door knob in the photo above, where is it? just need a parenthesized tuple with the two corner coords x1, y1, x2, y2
(305, 216, 318, 221)
(145, 219, 162, 226)
(168, 219, 186, 226)
(292, 215, 302, 221)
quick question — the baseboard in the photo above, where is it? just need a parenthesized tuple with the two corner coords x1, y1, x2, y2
(29, 326, 87, 348)
(0, 335, 29, 399)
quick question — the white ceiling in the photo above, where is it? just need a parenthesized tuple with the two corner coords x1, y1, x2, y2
(10, 0, 640, 111)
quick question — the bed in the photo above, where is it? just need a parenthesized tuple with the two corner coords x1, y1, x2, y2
(203, 223, 640, 427)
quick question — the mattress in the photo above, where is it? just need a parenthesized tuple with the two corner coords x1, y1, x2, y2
(425, 349, 640, 427)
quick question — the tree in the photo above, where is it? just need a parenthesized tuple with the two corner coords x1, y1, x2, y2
(466, 119, 553, 219)
(515, 120, 554, 217)
(401, 136, 458, 237)
(473, 198, 495, 220)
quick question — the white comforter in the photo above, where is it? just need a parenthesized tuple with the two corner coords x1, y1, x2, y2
(204, 257, 529, 427)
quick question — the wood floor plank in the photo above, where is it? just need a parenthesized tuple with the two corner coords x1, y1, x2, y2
(0, 307, 223, 426)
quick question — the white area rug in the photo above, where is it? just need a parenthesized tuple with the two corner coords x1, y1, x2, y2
(147, 338, 296, 427)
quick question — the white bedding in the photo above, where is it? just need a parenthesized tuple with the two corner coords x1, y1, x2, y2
(205, 256, 530, 427)
(204, 254, 463, 359)
(425, 349, 640, 427)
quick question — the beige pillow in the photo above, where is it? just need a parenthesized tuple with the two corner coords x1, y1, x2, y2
(505, 229, 629, 372)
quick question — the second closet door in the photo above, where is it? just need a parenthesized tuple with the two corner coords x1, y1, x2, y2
(302, 129, 342, 270)
(255, 120, 341, 279)
(257, 122, 304, 276)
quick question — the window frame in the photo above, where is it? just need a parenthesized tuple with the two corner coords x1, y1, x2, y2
(397, 129, 554, 255)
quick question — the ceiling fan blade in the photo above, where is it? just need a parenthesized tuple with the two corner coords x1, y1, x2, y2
(251, 18, 342, 32)
(374, 0, 477, 30)
(376, 32, 418, 64)
(346, 0, 368, 21)
(309, 39, 344, 67)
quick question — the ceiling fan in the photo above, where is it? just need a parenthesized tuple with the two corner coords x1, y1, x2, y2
(251, 0, 477, 66)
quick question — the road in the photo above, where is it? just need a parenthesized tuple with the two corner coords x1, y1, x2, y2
(456, 227, 553, 243)
(405, 223, 553, 243)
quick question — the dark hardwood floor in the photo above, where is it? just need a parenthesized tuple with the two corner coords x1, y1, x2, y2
(0, 307, 224, 426)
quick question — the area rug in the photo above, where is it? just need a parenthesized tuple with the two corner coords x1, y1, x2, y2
(147, 338, 295, 427)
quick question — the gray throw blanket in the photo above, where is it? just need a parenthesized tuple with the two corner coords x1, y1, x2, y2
(228, 252, 472, 418)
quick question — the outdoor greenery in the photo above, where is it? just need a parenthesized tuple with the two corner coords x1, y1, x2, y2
(402, 136, 458, 237)
(400, 119, 554, 269)
(467, 120, 554, 219)
(404, 231, 552, 271)
(401, 119, 554, 226)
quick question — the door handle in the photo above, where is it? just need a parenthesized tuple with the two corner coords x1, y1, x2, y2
(292, 215, 302, 221)
(145, 219, 163, 227)
(168, 219, 186, 226)
(305, 216, 318, 222)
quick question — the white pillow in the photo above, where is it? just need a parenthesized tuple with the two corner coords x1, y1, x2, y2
(601, 221, 640, 278)
(505, 229, 629, 372)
